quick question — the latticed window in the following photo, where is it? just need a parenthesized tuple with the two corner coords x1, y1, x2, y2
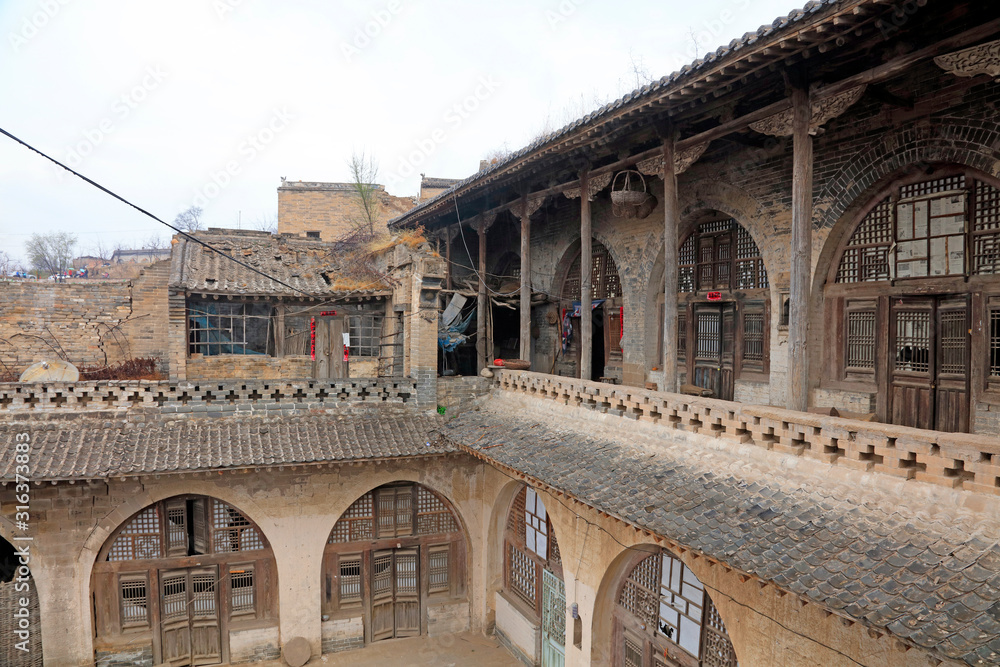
(348, 312, 384, 357)
(339, 555, 362, 603)
(108, 508, 161, 561)
(562, 241, 622, 300)
(212, 500, 264, 553)
(524, 487, 548, 559)
(835, 173, 1000, 282)
(416, 487, 459, 534)
(617, 550, 738, 666)
(329, 485, 461, 544)
(119, 576, 148, 627)
(187, 300, 272, 356)
(508, 543, 537, 608)
(429, 545, 450, 593)
(991, 309, 1000, 378)
(679, 219, 767, 292)
(845, 304, 877, 373)
(329, 492, 375, 543)
(894, 311, 932, 374)
(230, 566, 255, 615)
(741, 307, 765, 373)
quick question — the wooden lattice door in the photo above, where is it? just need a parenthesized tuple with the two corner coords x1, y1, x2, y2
(889, 296, 969, 432)
(692, 305, 735, 400)
(370, 548, 421, 641)
(541, 568, 566, 667)
(159, 567, 222, 666)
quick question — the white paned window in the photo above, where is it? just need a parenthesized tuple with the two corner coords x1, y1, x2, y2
(524, 488, 548, 559)
(657, 553, 705, 658)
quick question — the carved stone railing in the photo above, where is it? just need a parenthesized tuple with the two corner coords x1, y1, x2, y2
(0, 378, 417, 414)
(496, 371, 1000, 497)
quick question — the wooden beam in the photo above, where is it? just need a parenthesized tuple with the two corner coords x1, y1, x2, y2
(580, 168, 593, 381)
(519, 193, 532, 363)
(788, 85, 813, 413)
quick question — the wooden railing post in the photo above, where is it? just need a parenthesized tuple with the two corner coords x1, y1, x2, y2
(788, 85, 813, 412)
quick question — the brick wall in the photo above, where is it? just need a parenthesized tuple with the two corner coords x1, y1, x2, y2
(278, 182, 416, 240)
(229, 626, 280, 664)
(0, 262, 170, 378)
(427, 601, 471, 636)
(185, 354, 316, 381)
(436, 376, 491, 418)
(321, 616, 364, 654)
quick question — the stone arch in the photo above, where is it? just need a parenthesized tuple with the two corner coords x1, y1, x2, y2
(89, 491, 280, 665)
(485, 478, 524, 628)
(592, 542, 740, 667)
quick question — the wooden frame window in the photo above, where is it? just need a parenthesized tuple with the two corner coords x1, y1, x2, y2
(740, 304, 766, 374)
(108, 508, 161, 561)
(348, 311, 384, 358)
(524, 487, 548, 559)
(212, 500, 265, 553)
(229, 564, 256, 617)
(428, 545, 450, 594)
(679, 219, 768, 293)
(507, 543, 537, 608)
(119, 574, 149, 629)
(990, 302, 1000, 381)
(844, 300, 878, 380)
(338, 554, 363, 605)
(562, 242, 622, 300)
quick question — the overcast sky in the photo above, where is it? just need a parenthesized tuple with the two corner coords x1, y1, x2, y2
(0, 0, 798, 266)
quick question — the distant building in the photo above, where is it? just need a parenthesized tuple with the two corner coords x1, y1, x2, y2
(277, 180, 416, 240)
(419, 175, 461, 202)
(110, 247, 171, 264)
(71, 255, 103, 269)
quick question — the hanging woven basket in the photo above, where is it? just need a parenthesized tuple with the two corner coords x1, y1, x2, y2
(610, 169, 651, 207)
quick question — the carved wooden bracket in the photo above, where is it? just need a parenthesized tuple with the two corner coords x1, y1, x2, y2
(511, 195, 547, 220)
(563, 172, 612, 200)
(472, 211, 497, 233)
(749, 85, 867, 137)
(935, 38, 1000, 80)
(635, 142, 709, 178)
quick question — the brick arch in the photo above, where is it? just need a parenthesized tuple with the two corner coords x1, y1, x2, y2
(592, 542, 741, 667)
(807, 124, 1000, 381)
(812, 122, 1000, 240)
(79, 481, 277, 571)
(323, 478, 473, 549)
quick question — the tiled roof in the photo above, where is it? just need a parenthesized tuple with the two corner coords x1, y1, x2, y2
(389, 0, 861, 229)
(169, 229, 390, 297)
(443, 401, 1000, 666)
(0, 413, 452, 480)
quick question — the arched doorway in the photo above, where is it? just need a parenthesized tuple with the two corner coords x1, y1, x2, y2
(498, 485, 566, 666)
(614, 548, 737, 667)
(558, 241, 623, 381)
(0, 535, 41, 665)
(667, 215, 770, 400)
(824, 166, 1000, 432)
(321, 482, 467, 648)
(91, 495, 278, 666)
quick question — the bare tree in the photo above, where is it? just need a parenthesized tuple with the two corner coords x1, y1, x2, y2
(173, 206, 204, 232)
(143, 233, 168, 249)
(25, 231, 76, 276)
(251, 213, 278, 234)
(0, 250, 11, 278)
(90, 237, 114, 262)
(347, 149, 383, 240)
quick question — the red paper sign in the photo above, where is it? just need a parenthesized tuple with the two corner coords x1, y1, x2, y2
(707, 291, 722, 301)
(320, 310, 337, 316)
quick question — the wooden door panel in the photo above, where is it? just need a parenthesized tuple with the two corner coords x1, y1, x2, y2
(160, 571, 191, 666)
(890, 300, 935, 430)
(719, 305, 735, 401)
(935, 298, 970, 433)
(394, 549, 420, 638)
(371, 550, 394, 641)
(190, 568, 221, 665)
(891, 384, 934, 430)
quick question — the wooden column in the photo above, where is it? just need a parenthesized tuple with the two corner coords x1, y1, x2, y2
(662, 137, 680, 393)
(519, 194, 532, 362)
(580, 169, 593, 381)
(477, 220, 488, 371)
(788, 86, 813, 412)
(445, 226, 452, 291)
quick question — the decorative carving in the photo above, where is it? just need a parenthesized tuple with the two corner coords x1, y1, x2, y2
(471, 211, 497, 233)
(935, 39, 1000, 80)
(512, 195, 546, 220)
(749, 85, 867, 137)
(563, 172, 612, 200)
(636, 142, 709, 178)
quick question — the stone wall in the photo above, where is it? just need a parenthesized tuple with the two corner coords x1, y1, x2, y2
(278, 181, 416, 240)
(0, 262, 170, 379)
(321, 616, 364, 654)
(229, 626, 281, 664)
(436, 376, 491, 418)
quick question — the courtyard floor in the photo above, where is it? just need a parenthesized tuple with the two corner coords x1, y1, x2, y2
(258, 631, 521, 667)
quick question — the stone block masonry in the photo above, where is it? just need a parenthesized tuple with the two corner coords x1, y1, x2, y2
(278, 181, 416, 240)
